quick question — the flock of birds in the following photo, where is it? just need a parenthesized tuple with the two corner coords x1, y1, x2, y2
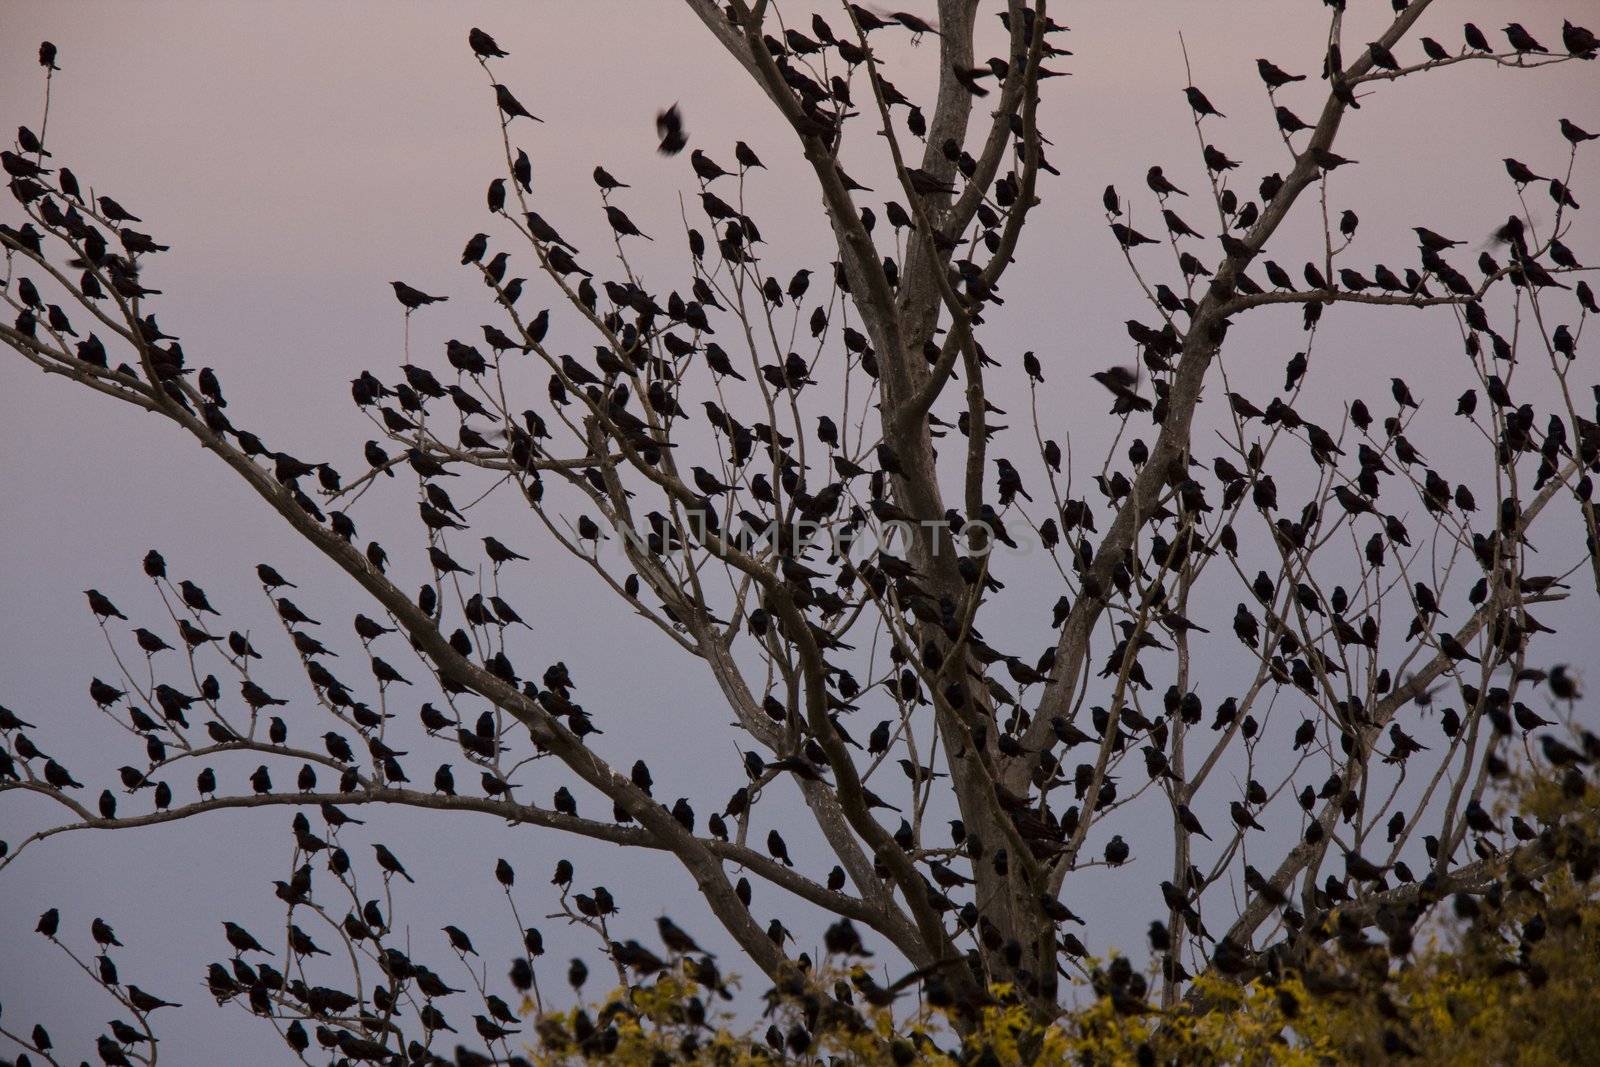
(1, 5, 1599, 1066)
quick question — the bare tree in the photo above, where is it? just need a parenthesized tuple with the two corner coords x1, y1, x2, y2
(3, 2, 1599, 1064)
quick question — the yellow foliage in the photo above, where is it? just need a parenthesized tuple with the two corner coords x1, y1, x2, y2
(522, 774, 1600, 1065)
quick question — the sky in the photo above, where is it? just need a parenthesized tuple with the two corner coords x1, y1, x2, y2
(1, 2, 1597, 1064)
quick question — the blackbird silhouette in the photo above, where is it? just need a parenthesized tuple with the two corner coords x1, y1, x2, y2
(657, 915, 709, 955)
(373, 843, 415, 883)
(1104, 834, 1130, 865)
(1564, 20, 1599, 57)
(735, 140, 764, 169)
(493, 84, 541, 123)
(1256, 58, 1305, 88)
(690, 149, 728, 182)
(1560, 118, 1598, 145)
(222, 921, 271, 956)
(605, 204, 652, 241)
(593, 165, 629, 191)
(468, 27, 508, 58)
(1184, 85, 1223, 118)
(1146, 165, 1186, 198)
(1503, 23, 1547, 54)
(391, 281, 447, 310)
(97, 195, 141, 222)
(657, 103, 687, 155)
(767, 829, 794, 867)
(85, 589, 126, 620)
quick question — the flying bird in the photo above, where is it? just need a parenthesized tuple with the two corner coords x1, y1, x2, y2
(657, 103, 687, 155)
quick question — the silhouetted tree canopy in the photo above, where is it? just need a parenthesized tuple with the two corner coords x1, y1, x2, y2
(3, 2, 1599, 1064)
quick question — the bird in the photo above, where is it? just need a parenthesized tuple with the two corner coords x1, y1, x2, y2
(1256, 58, 1305, 88)
(1146, 166, 1187, 198)
(1111, 223, 1157, 248)
(126, 986, 180, 1012)
(1564, 20, 1599, 58)
(1366, 41, 1400, 71)
(475, 1015, 520, 1041)
(690, 149, 729, 183)
(657, 916, 709, 955)
(1560, 118, 1598, 145)
(604, 204, 652, 241)
(483, 536, 529, 564)
(84, 589, 127, 620)
(1104, 834, 1130, 865)
(1184, 85, 1224, 118)
(177, 579, 218, 615)
(493, 84, 541, 123)
(391, 281, 447, 310)
(44, 759, 84, 789)
(657, 103, 687, 155)
(1503, 23, 1548, 55)
(468, 27, 508, 59)
(1230, 801, 1265, 831)
(593, 165, 629, 191)
(97, 195, 141, 222)
(734, 141, 763, 170)
(1177, 805, 1212, 840)
(1412, 227, 1463, 252)
(222, 921, 271, 956)
(1275, 106, 1312, 134)
(91, 917, 123, 947)
(373, 843, 416, 883)
(767, 829, 794, 867)
(1504, 157, 1542, 186)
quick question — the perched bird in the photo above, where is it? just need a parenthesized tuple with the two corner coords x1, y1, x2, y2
(593, 165, 629, 191)
(222, 921, 271, 956)
(657, 915, 708, 955)
(1184, 85, 1224, 118)
(1256, 58, 1305, 88)
(1504, 157, 1542, 186)
(468, 27, 508, 59)
(493, 83, 542, 123)
(690, 149, 729, 183)
(1560, 118, 1598, 145)
(391, 281, 447, 310)
(1275, 106, 1312, 134)
(1564, 20, 1599, 58)
(1230, 801, 1265, 831)
(1146, 166, 1187, 198)
(604, 204, 652, 241)
(767, 829, 794, 867)
(97, 196, 141, 222)
(1503, 23, 1548, 55)
(373, 843, 416, 883)
(85, 589, 127, 620)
